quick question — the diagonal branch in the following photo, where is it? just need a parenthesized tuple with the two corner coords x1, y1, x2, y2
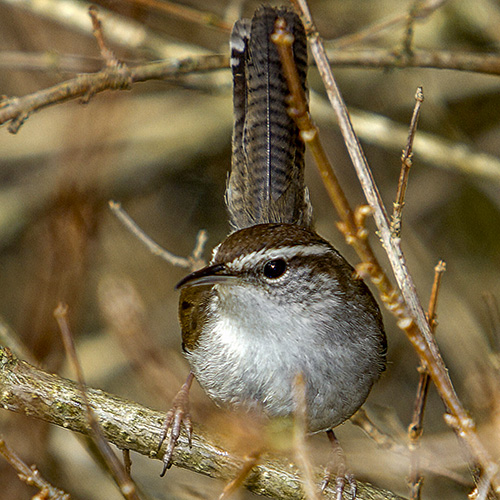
(291, 0, 499, 493)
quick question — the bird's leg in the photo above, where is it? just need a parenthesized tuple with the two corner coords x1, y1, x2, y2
(157, 371, 194, 476)
(321, 430, 356, 499)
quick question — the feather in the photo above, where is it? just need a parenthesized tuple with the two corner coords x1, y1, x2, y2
(226, 6, 312, 231)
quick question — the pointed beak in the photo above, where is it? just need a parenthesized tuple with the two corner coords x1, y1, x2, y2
(175, 263, 238, 290)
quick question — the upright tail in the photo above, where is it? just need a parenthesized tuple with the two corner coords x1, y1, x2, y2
(226, 6, 312, 232)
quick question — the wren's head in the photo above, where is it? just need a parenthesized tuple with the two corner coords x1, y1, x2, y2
(177, 223, 385, 342)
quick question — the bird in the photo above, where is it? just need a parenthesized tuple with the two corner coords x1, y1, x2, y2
(159, 7, 386, 486)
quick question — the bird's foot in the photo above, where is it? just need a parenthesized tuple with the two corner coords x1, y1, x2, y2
(320, 430, 357, 499)
(157, 372, 194, 476)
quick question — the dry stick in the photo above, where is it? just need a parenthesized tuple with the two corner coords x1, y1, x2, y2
(272, 17, 404, 319)
(407, 260, 446, 500)
(391, 87, 424, 238)
(323, 48, 500, 75)
(54, 304, 141, 500)
(0, 53, 229, 133)
(108, 201, 207, 271)
(218, 452, 261, 500)
(401, 0, 421, 56)
(283, 2, 500, 494)
(0, 435, 71, 500)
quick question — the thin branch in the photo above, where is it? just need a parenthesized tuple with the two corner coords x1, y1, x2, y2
(3, 46, 500, 134)
(407, 260, 446, 500)
(323, 47, 500, 76)
(349, 409, 469, 485)
(0, 435, 71, 500)
(108, 201, 207, 270)
(0, 54, 229, 133)
(0, 346, 405, 500)
(391, 87, 424, 237)
(54, 304, 141, 500)
(290, 0, 500, 493)
(89, 6, 121, 67)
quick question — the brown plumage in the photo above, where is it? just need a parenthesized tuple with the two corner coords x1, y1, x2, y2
(226, 6, 312, 231)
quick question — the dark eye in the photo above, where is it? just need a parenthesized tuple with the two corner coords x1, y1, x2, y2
(263, 259, 287, 279)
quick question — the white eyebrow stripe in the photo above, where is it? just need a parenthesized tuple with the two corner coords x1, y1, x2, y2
(227, 244, 332, 271)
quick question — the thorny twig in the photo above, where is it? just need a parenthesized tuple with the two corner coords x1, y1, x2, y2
(54, 304, 141, 500)
(391, 87, 424, 237)
(279, 1, 500, 494)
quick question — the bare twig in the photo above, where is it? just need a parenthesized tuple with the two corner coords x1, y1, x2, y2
(401, 0, 424, 56)
(0, 435, 71, 500)
(54, 304, 141, 500)
(88, 6, 121, 67)
(218, 452, 261, 500)
(0, 54, 228, 133)
(288, 0, 500, 493)
(350, 409, 400, 451)
(350, 409, 470, 485)
(309, 97, 500, 183)
(0, 346, 405, 500)
(3, 46, 500, 134)
(108, 201, 207, 271)
(391, 87, 424, 237)
(407, 260, 446, 499)
(324, 48, 500, 76)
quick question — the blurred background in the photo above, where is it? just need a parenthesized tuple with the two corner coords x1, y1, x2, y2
(1, 0, 500, 498)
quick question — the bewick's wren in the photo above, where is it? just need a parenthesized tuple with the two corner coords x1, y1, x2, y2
(177, 223, 386, 433)
(159, 6, 386, 475)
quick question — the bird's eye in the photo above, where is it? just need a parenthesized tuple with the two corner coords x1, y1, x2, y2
(263, 259, 287, 279)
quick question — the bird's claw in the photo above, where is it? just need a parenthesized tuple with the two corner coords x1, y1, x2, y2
(158, 374, 193, 476)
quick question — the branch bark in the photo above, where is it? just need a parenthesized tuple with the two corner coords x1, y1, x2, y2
(0, 346, 405, 500)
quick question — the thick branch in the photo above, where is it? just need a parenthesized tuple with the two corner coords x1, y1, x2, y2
(0, 346, 404, 500)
